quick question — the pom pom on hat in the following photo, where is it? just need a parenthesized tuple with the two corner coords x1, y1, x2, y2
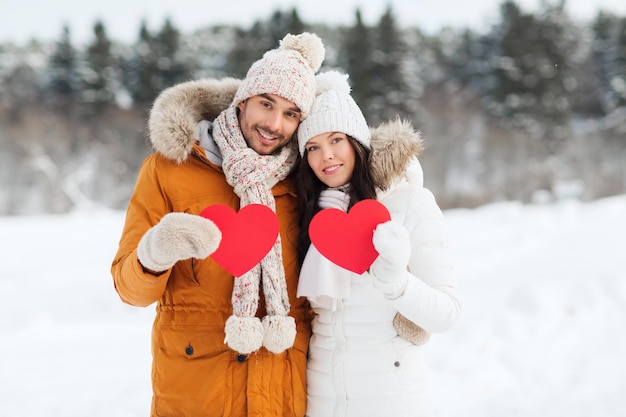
(315, 70, 351, 96)
(297, 71, 371, 155)
(280, 33, 325, 73)
(233, 32, 325, 119)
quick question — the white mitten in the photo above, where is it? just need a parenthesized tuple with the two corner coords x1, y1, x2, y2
(370, 220, 410, 299)
(318, 189, 350, 211)
(137, 212, 222, 273)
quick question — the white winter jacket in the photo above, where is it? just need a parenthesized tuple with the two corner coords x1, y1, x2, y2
(299, 119, 461, 417)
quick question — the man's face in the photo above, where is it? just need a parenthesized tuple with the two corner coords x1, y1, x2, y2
(237, 93, 301, 155)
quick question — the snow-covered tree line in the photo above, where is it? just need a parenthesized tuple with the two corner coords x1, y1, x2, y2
(1, 0, 625, 215)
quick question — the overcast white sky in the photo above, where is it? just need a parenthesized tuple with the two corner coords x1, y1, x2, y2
(1, 0, 625, 45)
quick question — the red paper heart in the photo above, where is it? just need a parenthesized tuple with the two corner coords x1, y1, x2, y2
(200, 204, 279, 277)
(309, 199, 391, 274)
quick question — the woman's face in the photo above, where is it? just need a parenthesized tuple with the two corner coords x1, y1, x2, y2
(305, 132, 355, 188)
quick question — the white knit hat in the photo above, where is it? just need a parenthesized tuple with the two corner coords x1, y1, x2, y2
(232, 32, 325, 119)
(297, 71, 371, 155)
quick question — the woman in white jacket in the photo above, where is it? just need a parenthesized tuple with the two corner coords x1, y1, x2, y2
(296, 72, 461, 417)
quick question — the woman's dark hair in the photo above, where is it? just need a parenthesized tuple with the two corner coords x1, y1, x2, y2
(296, 136, 377, 266)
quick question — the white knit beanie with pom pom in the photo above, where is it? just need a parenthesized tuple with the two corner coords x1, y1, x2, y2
(297, 71, 371, 155)
(232, 32, 325, 119)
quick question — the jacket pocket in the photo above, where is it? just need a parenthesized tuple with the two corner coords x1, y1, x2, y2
(152, 324, 231, 417)
(389, 336, 429, 388)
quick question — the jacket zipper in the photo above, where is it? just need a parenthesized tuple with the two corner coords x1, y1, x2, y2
(332, 300, 348, 417)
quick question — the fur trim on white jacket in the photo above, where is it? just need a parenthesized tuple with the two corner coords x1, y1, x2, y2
(370, 117, 424, 191)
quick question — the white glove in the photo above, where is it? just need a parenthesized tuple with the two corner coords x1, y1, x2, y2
(137, 212, 222, 273)
(370, 220, 410, 299)
(318, 189, 350, 211)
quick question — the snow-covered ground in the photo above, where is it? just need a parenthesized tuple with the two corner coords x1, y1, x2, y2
(1, 195, 625, 416)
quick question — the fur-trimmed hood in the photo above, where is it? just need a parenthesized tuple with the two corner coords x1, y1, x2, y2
(148, 77, 241, 164)
(369, 118, 424, 191)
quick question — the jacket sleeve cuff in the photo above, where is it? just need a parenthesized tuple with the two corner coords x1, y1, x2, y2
(372, 270, 409, 300)
(116, 251, 171, 307)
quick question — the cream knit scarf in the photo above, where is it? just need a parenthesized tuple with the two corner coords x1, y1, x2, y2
(212, 105, 298, 354)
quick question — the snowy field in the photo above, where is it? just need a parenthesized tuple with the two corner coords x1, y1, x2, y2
(1, 195, 625, 417)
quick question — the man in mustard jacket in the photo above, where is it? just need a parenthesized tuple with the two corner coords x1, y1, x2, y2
(111, 33, 325, 417)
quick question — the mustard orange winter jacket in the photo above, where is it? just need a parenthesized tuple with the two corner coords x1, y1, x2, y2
(111, 78, 311, 417)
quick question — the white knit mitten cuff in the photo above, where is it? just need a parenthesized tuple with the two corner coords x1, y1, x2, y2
(137, 227, 176, 272)
(137, 213, 222, 273)
(371, 271, 408, 300)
